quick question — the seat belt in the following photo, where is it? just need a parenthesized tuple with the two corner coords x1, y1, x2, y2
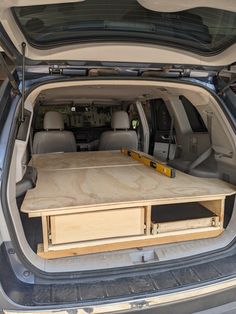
(188, 111, 213, 171)
(188, 146, 213, 170)
(206, 111, 213, 146)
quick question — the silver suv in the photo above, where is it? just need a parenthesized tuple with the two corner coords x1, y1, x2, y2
(0, 1, 236, 313)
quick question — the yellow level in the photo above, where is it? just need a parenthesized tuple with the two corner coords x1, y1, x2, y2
(121, 149, 176, 178)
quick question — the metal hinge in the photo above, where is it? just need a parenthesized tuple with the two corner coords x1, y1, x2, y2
(49, 65, 63, 75)
(211, 218, 221, 227)
(218, 64, 236, 95)
(211, 218, 216, 227)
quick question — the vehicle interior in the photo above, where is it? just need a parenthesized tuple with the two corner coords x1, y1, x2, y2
(7, 80, 236, 272)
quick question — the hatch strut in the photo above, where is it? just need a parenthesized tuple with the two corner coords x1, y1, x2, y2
(0, 53, 19, 93)
(20, 42, 26, 123)
(218, 77, 236, 95)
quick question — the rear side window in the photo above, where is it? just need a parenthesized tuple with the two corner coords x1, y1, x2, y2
(180, 95, 207, 132)
(154, 100, 172, 131)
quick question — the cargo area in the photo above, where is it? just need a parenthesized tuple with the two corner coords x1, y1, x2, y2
(20, 150, 234, 259)
(9, 80, 236, 271)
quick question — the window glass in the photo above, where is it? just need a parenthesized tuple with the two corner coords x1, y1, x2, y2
(13, 1, 236, 54)
(180, 95, 208, 132)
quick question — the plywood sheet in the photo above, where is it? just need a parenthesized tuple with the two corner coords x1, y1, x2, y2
(30, 151, 140, 171)
(21, 161, 236, 217)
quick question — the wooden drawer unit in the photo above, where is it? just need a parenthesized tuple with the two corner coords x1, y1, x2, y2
(151, 201, 222, 234)
(39, 199, 225, 259)
(50, 207, 145, 245)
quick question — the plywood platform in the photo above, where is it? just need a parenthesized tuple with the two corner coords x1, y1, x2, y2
(22, 151, 236, 216)
(21, 151, 236, 259)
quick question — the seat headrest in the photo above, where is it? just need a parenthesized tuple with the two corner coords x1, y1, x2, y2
(111, 111, 130, 130)
(43, 111, 64, 130)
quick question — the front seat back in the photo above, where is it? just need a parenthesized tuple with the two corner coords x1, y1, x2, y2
(33, 111, 76, 154)
(99, 111, 138, 151)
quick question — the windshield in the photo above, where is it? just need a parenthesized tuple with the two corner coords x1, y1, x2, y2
(12, 0, 236, 54)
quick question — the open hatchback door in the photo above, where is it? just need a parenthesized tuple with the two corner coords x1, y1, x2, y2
(0, 0, 236, 67)
(0, 1, 236, 314)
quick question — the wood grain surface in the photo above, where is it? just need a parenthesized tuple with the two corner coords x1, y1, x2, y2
(22, 156, 236, 217)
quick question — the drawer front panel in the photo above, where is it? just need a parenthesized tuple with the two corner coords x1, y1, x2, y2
(50, 207, 144, 245)
(152, 216, 220, 234)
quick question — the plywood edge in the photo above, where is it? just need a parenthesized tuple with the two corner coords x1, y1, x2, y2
(36, 163, 143, 172)
(30, 150, 140, 171)
(22, 195, 230, 217)
(37, 227, 223, 259)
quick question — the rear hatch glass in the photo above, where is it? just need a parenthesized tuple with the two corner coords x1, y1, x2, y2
(12, 0, 236, 54)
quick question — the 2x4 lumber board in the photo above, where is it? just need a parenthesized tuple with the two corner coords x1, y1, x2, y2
(37, 227, 223, 259)
(30, 151, 140, 171)
(47, 226, 223, 251)
(145, 205, 152, 235)
(41, 216, 49, 252)
(50, 207, 145, 245)
(21, 163, 236, 217)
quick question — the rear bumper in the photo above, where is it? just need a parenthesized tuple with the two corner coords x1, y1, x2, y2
(2, 277, 236, 314)
(2, 240, 236, 313)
